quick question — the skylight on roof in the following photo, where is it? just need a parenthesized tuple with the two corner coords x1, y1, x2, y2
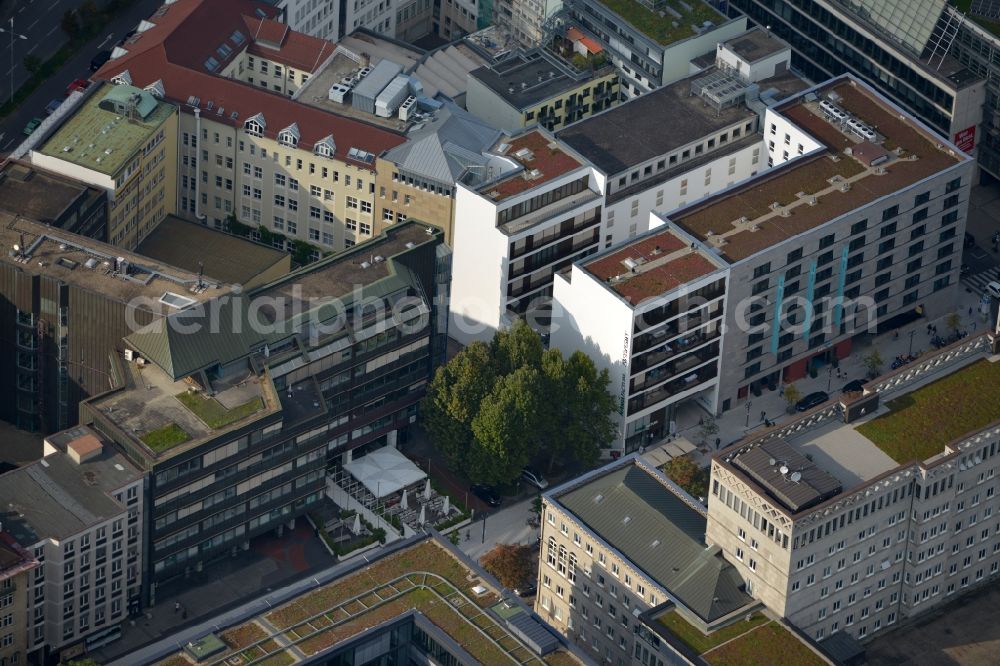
(255, 8, 266, 17)
(159, 292, 197, 310)
(230, 30, 246, 45)
(347, 147, 375, 164)
(217, 43, 233, 59)
(204, 56, 219, 72)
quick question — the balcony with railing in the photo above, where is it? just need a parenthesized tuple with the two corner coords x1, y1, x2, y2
(508, 225, 601, 282)
(499, 187, 601, 236)
(631, 323, 721, 373)
(627, 363, 718, 415)
(630, 341, 719, 393)
(632, 300, 723, 354)
(509, 207, 602, 260)
(632, 280, 725, 334)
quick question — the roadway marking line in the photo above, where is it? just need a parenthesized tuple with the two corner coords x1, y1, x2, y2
(97, 33, 113, 48)
(27, 18, 38, 30)
(46, 25, 57, 37)
(26, 43, 37, 54)
(2, 138, 14, 150)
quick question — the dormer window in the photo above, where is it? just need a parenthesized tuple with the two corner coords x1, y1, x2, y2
(277, 122, 299, 148)
(244, 112, 266, 137)
(314, 135, 336, 159)
(111, 70, 132, 86)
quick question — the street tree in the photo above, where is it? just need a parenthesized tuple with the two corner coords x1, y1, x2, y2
(422, 342, 496, 472)
(945, 312, 962, 335)
(61, 10, 81, 39)
(479, 543, 535, 589)
(537, 348, 615, 473)
(863, 350, 884, 379)
(469, 366, 541, 485)
(22, 55, 42, 75)
(661, 456, 709, 499)
(783, 383, 802, 413)
(423, 320, 615, 485)
(698, 414, 719, 446)
(491, 318, 543, 376)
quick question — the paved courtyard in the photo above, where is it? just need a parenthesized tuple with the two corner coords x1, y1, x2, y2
(90, 521, 333, 662)
(865, 581, 1000, 666)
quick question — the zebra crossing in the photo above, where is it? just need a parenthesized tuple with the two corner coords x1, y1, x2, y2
(962, 265, 1000, 296)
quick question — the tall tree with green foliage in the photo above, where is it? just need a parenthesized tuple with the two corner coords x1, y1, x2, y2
(422, 320, 615, 484)
(423, 342, 496, 472)
(469, 366, 542, 484)
(537, 348, 615, 472)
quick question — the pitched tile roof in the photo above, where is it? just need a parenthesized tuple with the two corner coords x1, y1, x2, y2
(243, 15, 334, 72)
(95, 0, 404, 169)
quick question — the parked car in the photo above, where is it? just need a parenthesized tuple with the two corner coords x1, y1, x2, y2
(842, 379, 865, 394)
(514, 583, 537, 597)
(90, 49, 112, 71)
(44, 99, 62, 116)
(521, 466, 548, 490)
(965, 232, 976, 248)
(22, 117, 42, 136)
(65, 78, 90, 96)
(470, 484, 501, 507)
(796, 391, 829, 412)
(987, 280, 1000, 300)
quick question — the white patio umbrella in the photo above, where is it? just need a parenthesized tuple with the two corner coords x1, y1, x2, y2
(418, 503, 426, 526)
(442, 495, 450, 515)
(352, 513, 362, 535)
(424, 478, 432, 501)
(400, 488, 409, 510)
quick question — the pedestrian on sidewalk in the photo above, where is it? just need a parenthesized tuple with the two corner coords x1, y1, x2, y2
(760, 410, 766, 423)
(969, 306, 974, 317)
(174, 601, 180, 613)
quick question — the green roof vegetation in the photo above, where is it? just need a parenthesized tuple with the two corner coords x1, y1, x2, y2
(702, 621, 827, 666)
(856, 359, 1000, 463)
(658, 610, 768, 655)
(175, 391, 264, 429)
(594, 0, 722, 46)
(140, 423, 191, 452)
(159, 540, 573, 666)
(39, 82, 175, 176)
(951, 0, 1000, 37)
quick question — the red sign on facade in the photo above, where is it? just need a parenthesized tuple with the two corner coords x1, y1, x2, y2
(954, 126, 976, 153)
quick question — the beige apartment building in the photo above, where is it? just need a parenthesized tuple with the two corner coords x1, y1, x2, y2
(537, 458, 760, 664)
(0, 535, 38, 665)
(708, 340, 1000, 644)
(93, 0, 412, 256)
(30, 82, 178, 251)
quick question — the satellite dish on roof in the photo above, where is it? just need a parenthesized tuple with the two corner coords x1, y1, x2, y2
(790, 471, 802, 483)
(768, 457, 776, 466)
(779, 465, 789, 475)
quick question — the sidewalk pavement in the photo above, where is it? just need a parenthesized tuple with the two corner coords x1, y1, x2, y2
(672, 285, 989, 460)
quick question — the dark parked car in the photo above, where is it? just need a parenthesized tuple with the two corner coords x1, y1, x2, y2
(470, 484, 501, 507)
(842, 379, 865, 394)
(90, 50, 112, 71)
(796, 391, 829, 412)
(965, 232, 976, 248)
(514, 583, 537, 597)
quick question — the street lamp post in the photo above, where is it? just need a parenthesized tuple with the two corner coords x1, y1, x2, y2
(745, 400, 752, 428)
(908, 330, 915, 357)
(0, 18, 29, 104)
(827, 365, 833, 391)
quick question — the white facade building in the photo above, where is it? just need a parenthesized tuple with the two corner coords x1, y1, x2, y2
(552, 219, 729, 452)
(450, 129, 606, 344)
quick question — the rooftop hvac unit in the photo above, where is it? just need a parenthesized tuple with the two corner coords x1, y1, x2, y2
(328, 83, 352, 104)
(398, 96, 417, 121)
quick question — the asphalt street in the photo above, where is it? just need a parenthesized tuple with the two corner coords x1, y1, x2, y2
(0, 0, 162, 152)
